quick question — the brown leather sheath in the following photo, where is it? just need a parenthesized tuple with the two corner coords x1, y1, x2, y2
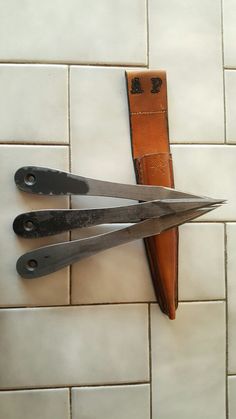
(125, 70, 178, 320)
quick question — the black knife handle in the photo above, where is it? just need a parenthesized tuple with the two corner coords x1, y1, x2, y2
(14, 166, 89, 195)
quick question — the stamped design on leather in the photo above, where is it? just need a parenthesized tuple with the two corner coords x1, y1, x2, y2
(146, 155, 170, 176)
(130, 77, 144, 94)
(151, 77, 162, 93)
(130, 77, 163, 94)
(153, 160, 168, 175)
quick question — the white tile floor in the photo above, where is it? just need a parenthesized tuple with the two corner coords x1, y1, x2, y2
(149, 0, 224, 143)
(0, 305, 149, 388)
(151, 302, 226, 419)
(0, 0, 235, 418)
(0, 64, 68, 143)
(72, 385, 150, 419)
(178, 223, 225, 301)
(0, 389, 70, 419)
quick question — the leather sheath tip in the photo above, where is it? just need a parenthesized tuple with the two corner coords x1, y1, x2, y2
(168, 312, 176, 320)
(167, 307, 176, 320)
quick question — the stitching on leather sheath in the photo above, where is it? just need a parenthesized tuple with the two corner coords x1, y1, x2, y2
(131, 110, 166, 115)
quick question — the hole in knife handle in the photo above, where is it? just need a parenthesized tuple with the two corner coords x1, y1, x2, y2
(24, 173, 36, 186)
(23, 219, 35, 232)
(26, 259, 38, 272)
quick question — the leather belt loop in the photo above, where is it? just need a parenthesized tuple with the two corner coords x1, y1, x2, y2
(125, 70, 178, 320)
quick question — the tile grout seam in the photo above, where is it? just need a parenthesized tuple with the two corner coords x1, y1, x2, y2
(148, 303, 152, 419)
(1, 141, 236, 146)
(0, 60, 148, 67)
(224, 222, 229, 418)
(0, 299, 227, 311)
(69, 387, 72, 419)
(68, 65, 72, 306)
(0, 381, 151, 392)
(221, 0, 229, 413)
(0, 141, 70, 146)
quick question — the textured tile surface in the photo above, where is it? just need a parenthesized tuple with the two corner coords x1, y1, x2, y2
(0, 389, 69, 419)
(228, 376, 236, 419)
(223, 0, 236, 67)
(0, 0, 147, 65)
(149, 0, 224, 142)
(0, 145, 69, 307)
(227, 224, 236, 373)
(172, 145, 235, 221)
(178, 223, 225, 300)
(0, 65, 68, 143)
(151, 302, 226, 419)
(72, 384, 150, 419)
(225, 70, 236, 143)
(70, 66, 154, 303)
(0, 305, 148, 388)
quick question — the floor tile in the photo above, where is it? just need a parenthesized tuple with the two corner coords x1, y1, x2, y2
(223, 0, 236, 67)
(171, 145, 235, 221)
(0, 65, 68, 143)
(226, 224, 236, 373)
(228, 376, 236, 419)
(225, 70, 236, 143)
(72, 384, 150, 419)
(71, 224, 154, 304)
(0, 389, 69, 419)
(70, 66, 154, 303)
(151, 302, 226, 419)
(70, 66, 135, 190)
(149, 0, 224, 143)
(0, 305, 149, 388)
(178, 223, 225, 300)
(0, 0, 146, 65)
(0, 145, 69, 307)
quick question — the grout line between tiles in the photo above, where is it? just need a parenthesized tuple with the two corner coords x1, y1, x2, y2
(170, 141, 228, 145)
(69, 387, 72, 419)
(220, 0, 227, 144)
(0, 141, 233, 146)
(0, 381, 150, 392)
(0, 60, 148, 67)
(146, 0, 149, 68)
(179, 298, 226, 303)
(148, 304, 152, 419)
(0, 299, 226, 310)
(68, 65, 72, 306)
(0, 142, 70, 146)
(0, 141, 229, 146)
(224, 222, 229, 418)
